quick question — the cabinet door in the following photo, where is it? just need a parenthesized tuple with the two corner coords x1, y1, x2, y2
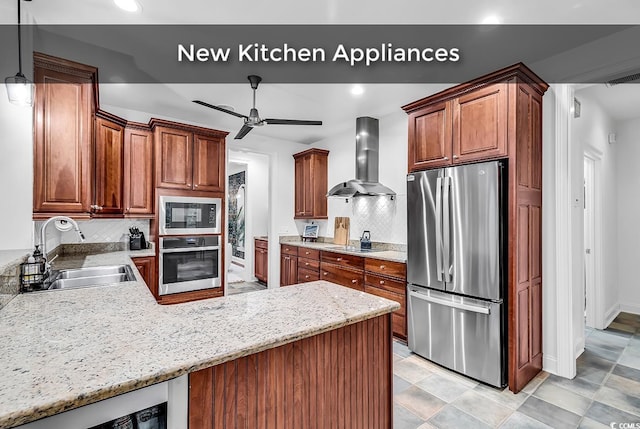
(254, 241, 268, 284)
(193, 134, 225, 192)
(93, 117, 124, 215)
(407, 100, 452, 172)
(123, 126, 154, 216)
(132, 256, 156, 293)
(280, 255, 298, 286)
(364, 285, 406, 339)
(453, 82, 508, 164)
(294, 155, 306, 217)
(155, 126, 193, 189)
(33, 55, 95, 215)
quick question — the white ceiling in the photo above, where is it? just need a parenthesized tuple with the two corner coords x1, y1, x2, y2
(5, 0, 640, 144)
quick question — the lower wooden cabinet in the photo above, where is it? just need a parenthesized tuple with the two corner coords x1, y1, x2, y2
(254, 238, 268, 284)
(131, 256, 156, 294)
(280, 244, 298, 286)
(320, 262, 364, 292)
(364, 258, 407, 340)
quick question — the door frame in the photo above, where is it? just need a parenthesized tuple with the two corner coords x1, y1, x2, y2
(583, 149, 605, 329)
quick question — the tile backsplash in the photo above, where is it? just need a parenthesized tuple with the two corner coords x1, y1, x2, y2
(33, 219, 150, 256)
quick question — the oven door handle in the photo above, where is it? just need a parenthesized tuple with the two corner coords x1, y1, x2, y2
(160, 246, 220, 254)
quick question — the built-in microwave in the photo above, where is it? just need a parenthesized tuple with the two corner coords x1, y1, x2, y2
(159, 196, 221, 236)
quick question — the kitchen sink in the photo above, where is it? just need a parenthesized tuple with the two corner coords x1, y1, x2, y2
(47, 265, 135, 290)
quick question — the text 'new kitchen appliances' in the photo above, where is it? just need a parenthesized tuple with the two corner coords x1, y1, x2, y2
(406, 160, 507, 388)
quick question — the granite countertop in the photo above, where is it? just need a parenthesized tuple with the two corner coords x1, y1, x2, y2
(0, 248, 399, 428)
(281, 240, 407, 263)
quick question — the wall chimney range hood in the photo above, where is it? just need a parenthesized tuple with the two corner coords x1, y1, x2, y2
(327, 117, 396, 198)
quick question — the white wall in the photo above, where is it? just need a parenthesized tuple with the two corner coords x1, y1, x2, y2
(0, 85, 33, 251)
(614, 116, 640, 315)
(312, 110, 408, 245)
(573, 89, 619, 324)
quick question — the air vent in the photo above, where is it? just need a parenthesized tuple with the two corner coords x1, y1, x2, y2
(605, 72, 640, 87)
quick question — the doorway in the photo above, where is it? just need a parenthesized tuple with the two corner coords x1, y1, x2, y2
(226, 150, 270, 295)
(583, 151, 604, 330)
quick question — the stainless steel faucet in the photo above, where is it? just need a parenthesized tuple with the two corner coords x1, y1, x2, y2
(39, 216, 85, 262)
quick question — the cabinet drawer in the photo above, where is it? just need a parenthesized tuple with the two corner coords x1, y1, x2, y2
(364, 258, 406, 279)
(320, 263, 364, 291)
(298, 247, 320, 260)
(298, 257, 320, 271)
(281, 244, 298, 256)
(321, 251, 364, 271)
(365, 273, 406, 294)
(255, 239, 268, 250)
(364, 285, 406, 339)
(298, 267, 320, 283)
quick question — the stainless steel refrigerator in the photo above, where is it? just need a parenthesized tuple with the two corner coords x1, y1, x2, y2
(406, 160, 507, 388)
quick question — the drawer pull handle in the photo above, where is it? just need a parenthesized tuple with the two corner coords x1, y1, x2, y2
(337, 257, 342, 262)
(305, 275, 310, 279)
(351, 279, 357, 284)
(380, 280, 385, 285)
(323, 272, 328, 276)
(380, 265, 386, 269)
(305, 251, 310, 255)
(305, 262, 309, 266)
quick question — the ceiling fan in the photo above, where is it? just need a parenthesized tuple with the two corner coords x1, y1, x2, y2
(193, 75, 323, 139)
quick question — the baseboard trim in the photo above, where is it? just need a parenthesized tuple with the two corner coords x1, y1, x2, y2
(619, 303, 640, 316)
(574, 336, 585, 360)
(543, 355, 558, 376)
(604, 304, 621, 328)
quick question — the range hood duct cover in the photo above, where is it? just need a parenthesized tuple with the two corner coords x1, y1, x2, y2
(327, 117, 396, 198)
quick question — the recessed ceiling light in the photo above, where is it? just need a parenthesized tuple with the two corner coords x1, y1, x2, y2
(481, 14, 501, 24)
(114, 0, 142, 13)
(350, 85, 364, 96)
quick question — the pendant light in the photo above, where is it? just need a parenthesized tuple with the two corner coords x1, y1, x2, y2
(4, 0, 33, 107)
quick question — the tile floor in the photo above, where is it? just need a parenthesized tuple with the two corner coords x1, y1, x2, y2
(226, 281, 267, 295)
(393, 312, 640, 428)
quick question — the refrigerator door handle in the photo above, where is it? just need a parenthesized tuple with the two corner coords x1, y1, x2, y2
(435, 176, 443, 281)
(442, 175, 452, 283)
(408, 290, 491, 315)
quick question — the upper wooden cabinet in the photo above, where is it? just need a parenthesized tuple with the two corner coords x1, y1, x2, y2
(123, 123, 154, 216)
(404, 80, 508, 172)
(93, 112, 125, 216)
(153, 120, 227, 193)
(293, 148, 329, 219)
(33, 53, 98, 218)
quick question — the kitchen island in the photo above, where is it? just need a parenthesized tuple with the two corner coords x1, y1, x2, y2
(0, 249, 399, 428)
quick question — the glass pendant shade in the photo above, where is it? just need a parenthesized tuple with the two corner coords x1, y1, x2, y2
(5, 72, 34, 106)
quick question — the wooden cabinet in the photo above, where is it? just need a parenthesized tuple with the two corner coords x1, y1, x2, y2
(403, 63, 548, 393)
(293, 149, 329, 219)
(364, 258, 407, 340)
(153, 121, 227, 192)
(123, 124, 154, 216)
(254, 238, 268, 284)
(93, 113, 125, 216)
(320, 251, 364, 292)
(33, 53, 98, 218)
(404, 82, 508, 172)
(131, 256, 156, 293)
(280, 244, 298, 286)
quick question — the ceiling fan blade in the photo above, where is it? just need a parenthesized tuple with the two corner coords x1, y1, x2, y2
(234, 124, 253, 139)
(263, 119, 323, 126)
(193, 100, 248, 119)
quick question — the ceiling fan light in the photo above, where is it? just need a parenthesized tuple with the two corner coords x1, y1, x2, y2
(114, 0, 142, 13)
(5, 73, 34, 106)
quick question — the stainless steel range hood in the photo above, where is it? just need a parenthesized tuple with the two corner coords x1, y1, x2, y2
(327, 117, 396, 198)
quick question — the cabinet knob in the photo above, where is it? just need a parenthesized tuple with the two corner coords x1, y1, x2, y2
(351, 279, 357, 284)
(305, 262, 309, 266)
(305, 275, 310, 279)
(453, 155, 459, 159)
(336, 257, 342, 262)
(323, 272, 328, 276)
(443, 157, 449, 160)
(380, 265, 386, 270)
(194, 184, 198, 188)
(380, 280, 385, 285)
(91, 204, 103, 211)
(305, 251, 310, 255)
